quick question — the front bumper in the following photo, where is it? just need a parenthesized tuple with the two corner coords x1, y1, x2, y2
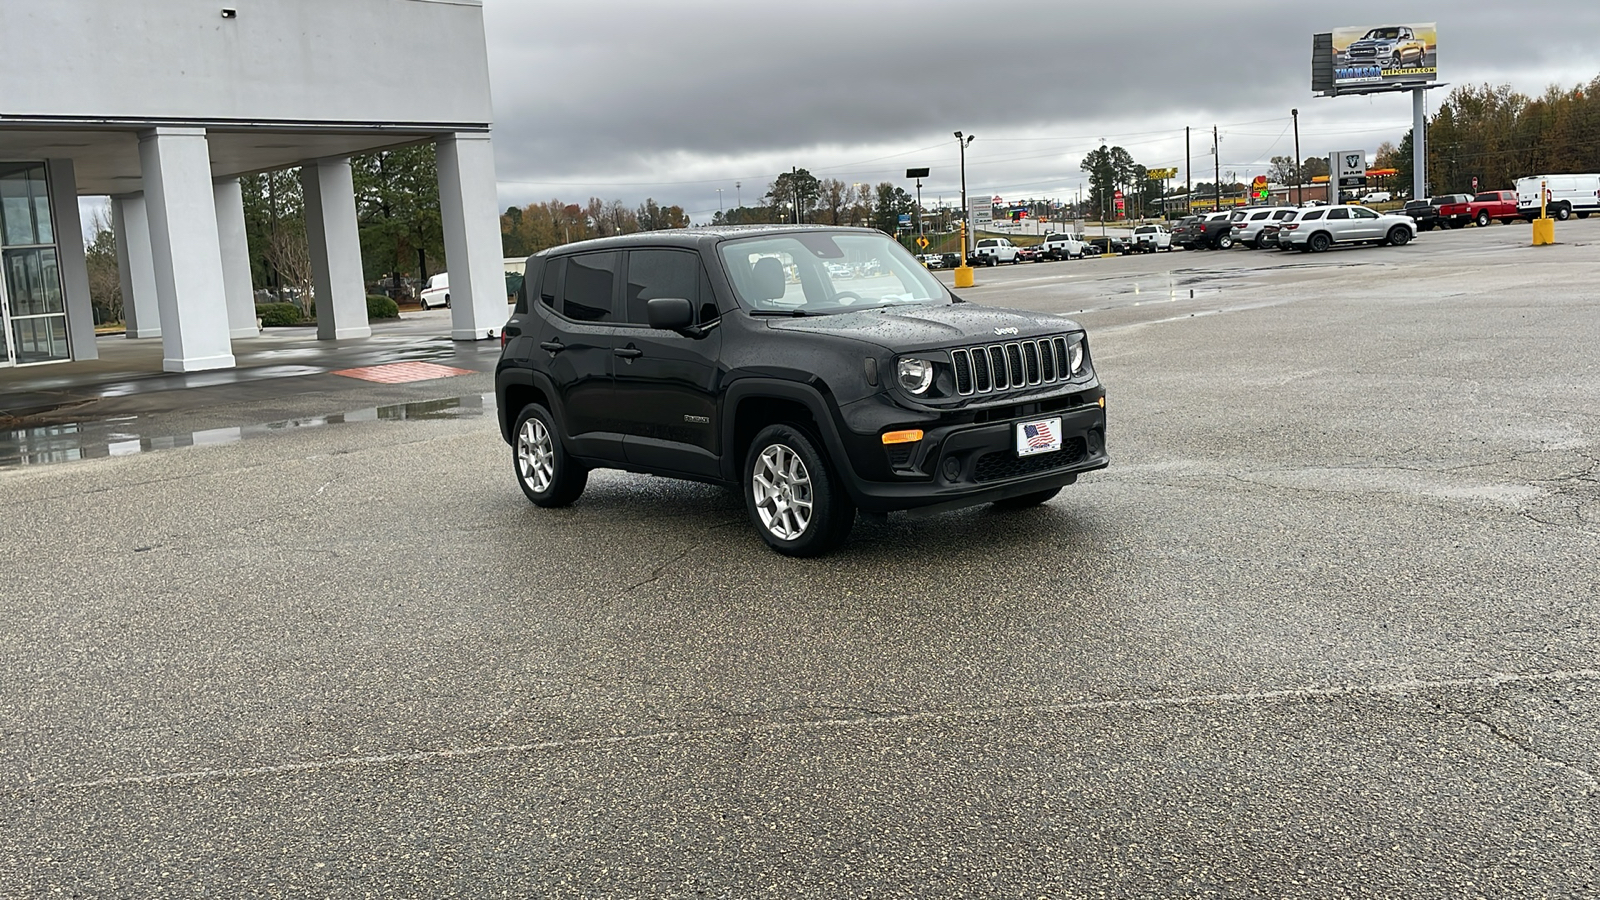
(839, 397, 1109, 514)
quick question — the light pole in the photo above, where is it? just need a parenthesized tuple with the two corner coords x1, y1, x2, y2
(716, 188, 723, 215)
(736, 181, 741, 213)
(954, 131, 975, 287)
(1291, 108, 1302, 206)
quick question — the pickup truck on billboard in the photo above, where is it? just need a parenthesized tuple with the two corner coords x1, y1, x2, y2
(1332, 23, 1437, 90)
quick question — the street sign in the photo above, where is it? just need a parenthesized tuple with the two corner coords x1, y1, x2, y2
(968, 199, 992, 229)
(906, 167, 929, 179)
(1148, 167, 1178, 179)
(898, 214, 911, 226)
(915, 236, 929, 249)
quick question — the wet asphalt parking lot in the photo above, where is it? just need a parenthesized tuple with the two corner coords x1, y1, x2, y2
(3, 221, 1598, 896)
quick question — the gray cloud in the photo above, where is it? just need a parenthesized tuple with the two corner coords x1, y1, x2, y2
(481, 0, 1600, 218)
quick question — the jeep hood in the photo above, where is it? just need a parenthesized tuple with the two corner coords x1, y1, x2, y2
(763, 303, 1080, 351)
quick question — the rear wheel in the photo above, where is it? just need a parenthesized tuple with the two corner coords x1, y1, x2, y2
(1216, 234, 1234, 250)
(1308, 232, 1332, 253)
(992, 487, 1061, 510)
(513, 405, 587, 507)
(1475, 210, 1491, 227)
(744, 424, 854, 557)
(1387, 226, 1411, 246)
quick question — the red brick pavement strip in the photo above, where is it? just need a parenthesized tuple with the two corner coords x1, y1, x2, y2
(331, 362, 477, 384)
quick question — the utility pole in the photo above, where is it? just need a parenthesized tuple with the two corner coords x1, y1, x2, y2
(792, 167, 800, 224)
(1213, 126, 1221, 212)
(1292, 109, 1302, 206)
(1185, 126, 1192, 215)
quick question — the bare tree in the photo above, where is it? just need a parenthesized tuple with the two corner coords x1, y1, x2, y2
(84, 208, 123, 325)
(263, 225, 315, 316)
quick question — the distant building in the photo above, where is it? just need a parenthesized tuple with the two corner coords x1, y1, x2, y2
(0, 0, 502, 370)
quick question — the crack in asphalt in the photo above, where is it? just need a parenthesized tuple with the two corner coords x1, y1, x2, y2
(1438, 703, 1600, 794)
(17, 667, 1598, 797)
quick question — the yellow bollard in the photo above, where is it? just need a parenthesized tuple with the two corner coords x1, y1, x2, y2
(954, 221, 974, 287)
(1532, 178, 1555, 246)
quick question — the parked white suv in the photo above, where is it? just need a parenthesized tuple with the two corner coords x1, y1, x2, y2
(1039, 232, 1087, 260)
(420, 273, 450, 309)
(1229, 207, 1299, 249)
(972, 237, 1020, 266)
(1278, 205, 1416, 252)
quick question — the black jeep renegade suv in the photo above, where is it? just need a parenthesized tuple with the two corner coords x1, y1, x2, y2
(495, 226, 1108, 556)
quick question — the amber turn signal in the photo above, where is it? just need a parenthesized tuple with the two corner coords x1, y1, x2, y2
(881, 429, 924, 445)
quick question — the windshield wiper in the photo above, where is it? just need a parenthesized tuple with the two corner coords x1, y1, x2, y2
(749, 308, 811, 317)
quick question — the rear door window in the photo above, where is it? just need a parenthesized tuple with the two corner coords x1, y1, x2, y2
(1327, 208, 1350, 220)
(560, 251, 618, 322)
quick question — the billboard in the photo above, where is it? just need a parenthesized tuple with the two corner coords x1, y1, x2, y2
(1329, 23, 1437, 92)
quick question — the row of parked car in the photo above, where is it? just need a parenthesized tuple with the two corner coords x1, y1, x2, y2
(1169, 203, 1419, 253)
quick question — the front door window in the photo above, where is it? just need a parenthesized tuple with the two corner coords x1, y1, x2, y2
(0, 162, 71, 365)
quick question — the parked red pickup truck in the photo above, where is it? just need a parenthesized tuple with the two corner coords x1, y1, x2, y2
(1434, 193, 1475, 228)
(1468, 190, 1521, 226)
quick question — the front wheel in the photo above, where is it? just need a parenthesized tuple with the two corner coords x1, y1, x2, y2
(1476, 211, 1491, 227)
(1555, 205, 1572, 221)
(744, 424, 854, 557)
(992, 487, 1061, 510)
(1387, 226, 1412, 246)
(513, 405, 587, 507)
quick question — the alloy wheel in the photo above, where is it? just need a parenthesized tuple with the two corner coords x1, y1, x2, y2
(516, 416, 555, 493)
(751, 443, 813, 540)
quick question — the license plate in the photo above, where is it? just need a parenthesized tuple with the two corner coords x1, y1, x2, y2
(1015, 416, 1063, 457)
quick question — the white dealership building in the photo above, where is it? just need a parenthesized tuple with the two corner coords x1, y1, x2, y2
(0, 0, 502, 371)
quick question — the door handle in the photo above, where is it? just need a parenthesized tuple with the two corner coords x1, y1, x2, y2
(539, 340, 564, 353)
(613, 347, 644, 359)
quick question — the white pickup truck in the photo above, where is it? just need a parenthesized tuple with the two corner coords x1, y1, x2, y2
(1039, 232, 1087, 260)
(971, 237, 1020, 266)
(1130, 224, 1172, 252)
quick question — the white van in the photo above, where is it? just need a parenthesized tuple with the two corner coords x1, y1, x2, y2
(1514, 174, 1600, 221)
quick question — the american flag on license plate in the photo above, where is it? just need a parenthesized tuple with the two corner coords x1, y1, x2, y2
(1023, 422, 1055, 449)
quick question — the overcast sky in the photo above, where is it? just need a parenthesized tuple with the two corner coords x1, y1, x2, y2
(479, 1, 1600, 221)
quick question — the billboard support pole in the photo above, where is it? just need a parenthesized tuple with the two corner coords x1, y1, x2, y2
(1412, 86, 1427, 200)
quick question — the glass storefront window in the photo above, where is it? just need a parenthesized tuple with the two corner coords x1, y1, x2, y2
(11, 315, 69, 364)
(0, 164, 52, 247)
(0, 162, 69, 365)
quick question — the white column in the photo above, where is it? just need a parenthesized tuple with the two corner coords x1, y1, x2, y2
(436, 132, 507, 341)
(46, 159, 98, 361)
(213, 177, 258, 339)
(300, 158, 370, 341)
(137, 127, 235, 372)
(112, 194, 162, 339)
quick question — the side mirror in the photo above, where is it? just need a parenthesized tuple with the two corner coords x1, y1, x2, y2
(646, 297, 696, 333)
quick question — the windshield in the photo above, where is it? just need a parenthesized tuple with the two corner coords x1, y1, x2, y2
(719, 231, 948, 315)
(1363, 28, 1402, 40)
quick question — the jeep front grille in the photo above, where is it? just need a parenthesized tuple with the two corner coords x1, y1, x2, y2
(951, 336, 1076, 396)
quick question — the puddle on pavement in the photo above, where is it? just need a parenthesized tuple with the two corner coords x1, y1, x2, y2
(0, 393, 497, 470)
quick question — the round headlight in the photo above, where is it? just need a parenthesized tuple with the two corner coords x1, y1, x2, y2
(1068, 338, 1085, 375)
(897, 357, 934, 394)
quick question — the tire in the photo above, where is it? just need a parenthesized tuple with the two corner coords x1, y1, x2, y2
(744, 424, 854, 557)
(418, 297, 429, 310)
(444, 294, 451, 309)
(1387, 226, 1411, 247)
(1579, 212, 1590, 220)
(992, 487, 1061, 510)
(1500, 219, 1515, 225)
(1555, 205, 1572, 221)
(513, 404, 587, 507)
(1449, 220, 1465, 229)
(1476, 210, 1490, 227)
(1308, 232, 1332, 253)
(1419, 222, 1433, 231)
(1216, 234, 1234, 250)
(1010, 254, 1020, 264)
